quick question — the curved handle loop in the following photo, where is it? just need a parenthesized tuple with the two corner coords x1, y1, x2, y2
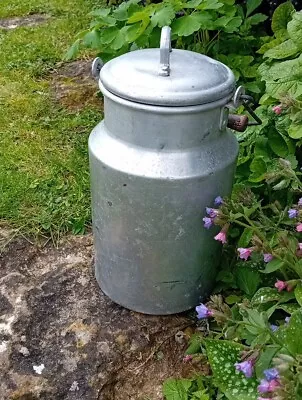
(159, 26, 172, 77)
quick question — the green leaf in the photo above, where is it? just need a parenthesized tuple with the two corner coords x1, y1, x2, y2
(82, 30, 101, 49)
(295, 284, 302, 307)
(238, 228, 253, 248)
(284, 309, 302, 354)
(236, 267, 260, 296)
(268, 129, 288, 157)
(255, 346, 279, 379)
(185, 334, 203, 355)
(262, 258, 285, 274)
(277, 303, 300, 314)
(197, 0, 224, 10)
(63, 39, 80, 61)
(288, 123, 302, 139)
(151, 5, 175, 27)
(264, 39, 298, 59)
(90, 8, 111, 18)
(215, 16, 242, 33)
(205, 339, 258, 400)
(251, 287, 281, 305)
(225, 294, 242, 305)
(272, 2, 295, 35)
(172, 13, 213, 36)
(100, 27, 119, 45)
(246, 13, 267, 26)
(288, 11, 302, 51)
(246, 0, 262, 17)
(163, 378, 192, 400)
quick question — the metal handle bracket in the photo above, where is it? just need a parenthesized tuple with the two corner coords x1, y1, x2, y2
(159, 26, 172, 77)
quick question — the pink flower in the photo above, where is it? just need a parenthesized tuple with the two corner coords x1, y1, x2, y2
(235, 360, 254, 378)
(258, 379, 281, 393)
(183, 355, 193, 363)
(272, 105, 282, 115)
(274, 280, 287, 292)
(257, 398, 271, 400)
(238, 247, 253, 260)
(296, 223, 302, 232)
(298, 198, 302, 207)
(299, 243, 302, 250)
(263, 253, 273, 263)
(214, 231, 227, 244)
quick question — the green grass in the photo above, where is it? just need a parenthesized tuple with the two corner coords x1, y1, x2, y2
(0, 0, 103, 239)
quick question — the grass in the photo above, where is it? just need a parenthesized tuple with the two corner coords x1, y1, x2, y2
(0, 0, 103, 240)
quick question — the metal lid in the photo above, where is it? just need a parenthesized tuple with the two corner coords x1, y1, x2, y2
(98, 27, 236, 107)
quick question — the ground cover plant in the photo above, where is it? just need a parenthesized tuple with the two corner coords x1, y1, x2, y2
(68, 0, 302, 398)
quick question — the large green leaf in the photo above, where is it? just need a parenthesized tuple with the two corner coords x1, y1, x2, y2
(271, 2, 295, 35)
(268, 129, 288, 157)
(295, 284, 302, 307)
(262, 258, 285, 274)
(238, 228, 253, 248)
(172, 13, 213, 36)
(163, 379, 192, 400)
(264, 39, 298, 59)
(284, 309, 302, 354)
(288, 123, 302, 139)
(205, 339, 258, 400)
(215, 16, 242, 32)
(246, 0, 262, 17)
(236, 267, 260, 297)
(251, 287, 281, 305)
(288, 11, 302, 51)
(151, 5, 175, 27)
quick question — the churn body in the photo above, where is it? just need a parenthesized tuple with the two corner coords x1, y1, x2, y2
(89, 29, 239, 314)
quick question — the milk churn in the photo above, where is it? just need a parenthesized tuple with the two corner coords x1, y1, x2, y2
(89, 26, 259, 315)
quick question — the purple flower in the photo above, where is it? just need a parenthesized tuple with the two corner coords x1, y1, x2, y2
(205, 207, 219, 218)
(203, 217, 213, 229)
(258, 379, 280, 393)
(238, 247, 253, 260)
(214, 196, 223, 206)
(263, 253, 273, 263)
(288, 209, 298, 219)
(196, 303, 213, 319)
(264, 368, 279, 381)
(285, 316, 290, 324)
(270, 324, 278, 332)
(235, 360, 254, 378)
(298, 198, 302, 207)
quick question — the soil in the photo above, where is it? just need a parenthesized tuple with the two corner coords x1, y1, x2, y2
(0, 233, 204, 400)
(50, 60, 102, 111)
(0, 15, 50, 30)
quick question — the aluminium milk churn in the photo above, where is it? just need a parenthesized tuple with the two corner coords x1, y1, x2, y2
(89, 26, 255, 315)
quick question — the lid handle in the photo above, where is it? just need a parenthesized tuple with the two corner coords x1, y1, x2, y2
(159, 26, 172, 77)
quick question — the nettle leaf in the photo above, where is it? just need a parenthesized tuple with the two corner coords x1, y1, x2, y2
(271, 2, 295, 35)
(205, 339, 258, 400)
(236, 267, 260, 297)
(264, 39, 299, 60)
(246, 0, 262, 17)
(82, 29, 101, 49)
(162, 378, 192, 400)
(151, 5, 175, 27)
(249, 156, 267, 182)
(64, 39, 80, 60)
(284, 309, 302, 354)
(185, 333, 203, 355)
(251, 287, 281, 305)
(294, 284, 302, 307)
(288, 11, 302, 51)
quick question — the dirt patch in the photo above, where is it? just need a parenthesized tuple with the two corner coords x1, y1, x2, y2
(50, 60, 102, 111)
(0, 235, 203, 400)
(0, 14, 50, 30)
